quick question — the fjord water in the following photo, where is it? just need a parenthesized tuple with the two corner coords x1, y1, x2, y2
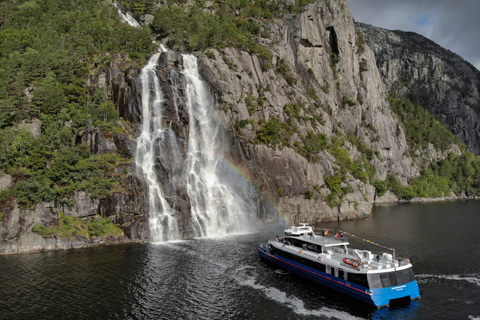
(1, 201, 480, 320)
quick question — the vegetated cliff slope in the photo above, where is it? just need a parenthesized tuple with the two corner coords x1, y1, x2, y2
(357, 22, 480, 155)
(2, 0, 467, 254)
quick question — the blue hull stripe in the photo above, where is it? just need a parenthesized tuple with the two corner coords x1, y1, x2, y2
(258, 246, 420, 308)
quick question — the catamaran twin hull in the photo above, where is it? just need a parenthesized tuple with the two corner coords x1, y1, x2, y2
(258, 238, 420, 308)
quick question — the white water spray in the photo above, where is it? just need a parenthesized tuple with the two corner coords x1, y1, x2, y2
(182, 54, 256, 237)
(135, 53, 181, 242)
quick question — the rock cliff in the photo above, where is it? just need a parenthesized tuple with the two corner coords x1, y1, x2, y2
(357, 22, 480, 154)
(192, 0, 416, 224)
(2, 0, 448, 253)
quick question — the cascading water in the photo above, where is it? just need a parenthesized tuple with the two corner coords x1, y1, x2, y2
(135, 53, 181, 242)
(113, 2, 141, 28)
(182, 54, 257, 237)
(135, 51, 257, 241)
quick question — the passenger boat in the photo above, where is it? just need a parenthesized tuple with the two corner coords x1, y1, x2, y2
(258, 225, 421, 308)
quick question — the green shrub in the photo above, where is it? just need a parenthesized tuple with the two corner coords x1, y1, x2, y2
(32, 213, 122, 239)
(32, 224, 56, 237)
(356, 30, 365, 54)
(304, 190, 314, 199)
(342, 95, 356, 106)
(235, 119, 255, 130)
(276, 58, 296, 85)
(359, 58, 368, 72)
(324, 173, 347, 207)
(88, 216, 123, 238)
(284, 103, 301, 118)
(307, 87, 319, 102)
(388, 95, 461, 151)
(372, 179, 388, 197)
(245, 93, 258, 115)
(301, 131, 328, 161)
(322, 83, 330, 94)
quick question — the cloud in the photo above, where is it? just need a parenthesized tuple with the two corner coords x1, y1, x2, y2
(347, 0, 480, 70)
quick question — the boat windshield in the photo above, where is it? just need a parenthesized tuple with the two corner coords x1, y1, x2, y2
(367, 268, 416, 289)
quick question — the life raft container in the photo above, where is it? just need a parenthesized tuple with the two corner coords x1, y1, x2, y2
(343, 257, 360, 269)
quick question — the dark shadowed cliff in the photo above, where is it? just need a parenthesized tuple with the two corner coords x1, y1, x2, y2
(357, 22, 480, 154)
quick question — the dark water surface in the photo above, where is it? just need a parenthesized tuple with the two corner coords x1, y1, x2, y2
(1, 201, 480, 320)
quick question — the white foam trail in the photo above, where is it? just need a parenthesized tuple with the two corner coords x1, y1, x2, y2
(237, 276, 363, 320)
(113, 2, 141, 28)
(468, 316, 480, 320)
(417, 274, 480, 286)
(159, 242, 363, 319)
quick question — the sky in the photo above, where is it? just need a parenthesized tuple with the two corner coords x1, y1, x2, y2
(346, 0, 480, 71)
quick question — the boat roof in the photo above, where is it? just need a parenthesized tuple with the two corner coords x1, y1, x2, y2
(284, 234, 349, 247)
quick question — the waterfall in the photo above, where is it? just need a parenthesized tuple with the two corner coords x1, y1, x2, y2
(135, 53, 181, 242)
(136, 52, 257, 241)
(182, 54, 257, 237)
(113, 2, 141, 28)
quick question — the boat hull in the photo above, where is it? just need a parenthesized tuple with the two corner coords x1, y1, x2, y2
(258, 245, 420, 308)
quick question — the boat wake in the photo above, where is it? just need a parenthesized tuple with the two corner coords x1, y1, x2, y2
(274, 269, 290, 275)
(235, 269, 363, 320)
(161, 243, 362, 319)
(417, 274, 480, 286)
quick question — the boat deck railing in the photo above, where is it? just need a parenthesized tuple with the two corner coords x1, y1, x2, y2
(273, 230, 411, 270)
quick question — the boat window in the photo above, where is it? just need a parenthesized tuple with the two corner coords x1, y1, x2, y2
(388, 272, 398, 286)
(407, 268, 415, 282)
(315, 262, 326, 273)
(338, 269, 344, 280)
(379, 274, 390, 287)
(275, 249, 326, 273)
(349, 273, 369, 288)
(368, 268, 415, 289)
(395, 270, 405, 285)
(367, 274, 382, 289)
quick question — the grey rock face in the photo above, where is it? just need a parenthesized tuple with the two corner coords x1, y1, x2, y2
(103, 55, 143, 124)
(0, 173, 12, 191)
(357, 22, 480, 154)
(193, 0, 416, 224)
(18, 118, 41, 138)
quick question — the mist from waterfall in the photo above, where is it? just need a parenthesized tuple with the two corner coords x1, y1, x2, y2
(135, 53, 181, 242)
(182, 54, 257, 237)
